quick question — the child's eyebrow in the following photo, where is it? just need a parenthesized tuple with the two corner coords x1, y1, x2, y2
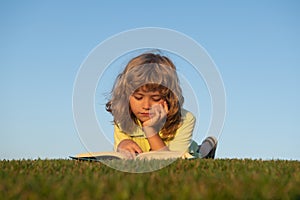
(133, 92, 144, 96)
(133, 92, 161, 97)
(151, 95, 161, 97)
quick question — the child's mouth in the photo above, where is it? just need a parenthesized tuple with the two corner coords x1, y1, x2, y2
(140, 113, 150, 117)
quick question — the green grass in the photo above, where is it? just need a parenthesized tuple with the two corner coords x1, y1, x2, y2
(1, 159, 300, 200)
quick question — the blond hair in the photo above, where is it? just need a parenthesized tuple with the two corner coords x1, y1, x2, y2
(106, 52, 184, 141)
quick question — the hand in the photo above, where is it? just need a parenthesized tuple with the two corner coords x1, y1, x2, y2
(117, 139, 143, 159)
(142, 101, 169, 137)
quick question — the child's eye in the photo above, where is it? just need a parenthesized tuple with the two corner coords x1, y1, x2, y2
(152, 97, 162, 102)
(133, 96, 143, 100)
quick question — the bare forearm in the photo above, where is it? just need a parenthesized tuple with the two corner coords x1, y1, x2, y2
(147, 134, 168, 151)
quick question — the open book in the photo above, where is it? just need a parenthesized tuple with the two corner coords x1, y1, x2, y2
(70, 151, 194, 161)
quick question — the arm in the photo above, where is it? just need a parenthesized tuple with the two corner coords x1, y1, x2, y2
(142, 102, 169, 151)
(143, 126, 168, 151)
(113, 124, 143, 154)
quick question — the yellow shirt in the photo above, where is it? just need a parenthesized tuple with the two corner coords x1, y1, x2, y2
(113, 109, 196, 153)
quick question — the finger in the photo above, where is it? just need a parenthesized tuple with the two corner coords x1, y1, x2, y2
(152, 104, 167, 124)
(118, 147, 136, 159)
(153, 108, 161, 122)
(123, 141, 143, 154)
(163, 101, 169, 114)
(156, 103, 166, 119)
(149, 105, 161, 120)
(121, 150, 135, 159)
(131, 143, 143, 154)
(117, 140, 141, 154)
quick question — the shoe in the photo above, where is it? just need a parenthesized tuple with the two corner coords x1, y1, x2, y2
(198, 136, 218, 159)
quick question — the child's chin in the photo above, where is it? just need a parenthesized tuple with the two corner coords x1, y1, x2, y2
(138, 116, 150, 122)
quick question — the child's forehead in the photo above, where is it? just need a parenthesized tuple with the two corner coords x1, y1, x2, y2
(133, 86, 162, 95)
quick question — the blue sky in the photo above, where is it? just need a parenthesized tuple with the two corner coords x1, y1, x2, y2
(1, 1, 299, 160)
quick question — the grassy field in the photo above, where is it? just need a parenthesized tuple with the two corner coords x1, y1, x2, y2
(1, 159, 300, 199)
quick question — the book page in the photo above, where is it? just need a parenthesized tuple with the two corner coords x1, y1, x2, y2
(136, 151, 186, 160)
(75, 151, 126, 159)
(72, 151, 192, 160)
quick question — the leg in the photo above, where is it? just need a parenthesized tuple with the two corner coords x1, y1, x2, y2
(198, 136, 218, 159)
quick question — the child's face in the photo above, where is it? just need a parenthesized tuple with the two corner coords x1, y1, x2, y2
(129, 89, 165, 123)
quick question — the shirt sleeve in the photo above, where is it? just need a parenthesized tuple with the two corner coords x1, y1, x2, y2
(167, 110, 196, 152)
(113, 124, 131, 151)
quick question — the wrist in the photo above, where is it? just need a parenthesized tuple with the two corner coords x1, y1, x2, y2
(142, 126, 158, 138)
(146, 134, 167, 151)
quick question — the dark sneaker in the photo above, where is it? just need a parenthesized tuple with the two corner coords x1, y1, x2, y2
(198, 136, 218, 159)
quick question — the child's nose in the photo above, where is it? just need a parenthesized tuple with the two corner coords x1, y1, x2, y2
(142, 98, 151, 110)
